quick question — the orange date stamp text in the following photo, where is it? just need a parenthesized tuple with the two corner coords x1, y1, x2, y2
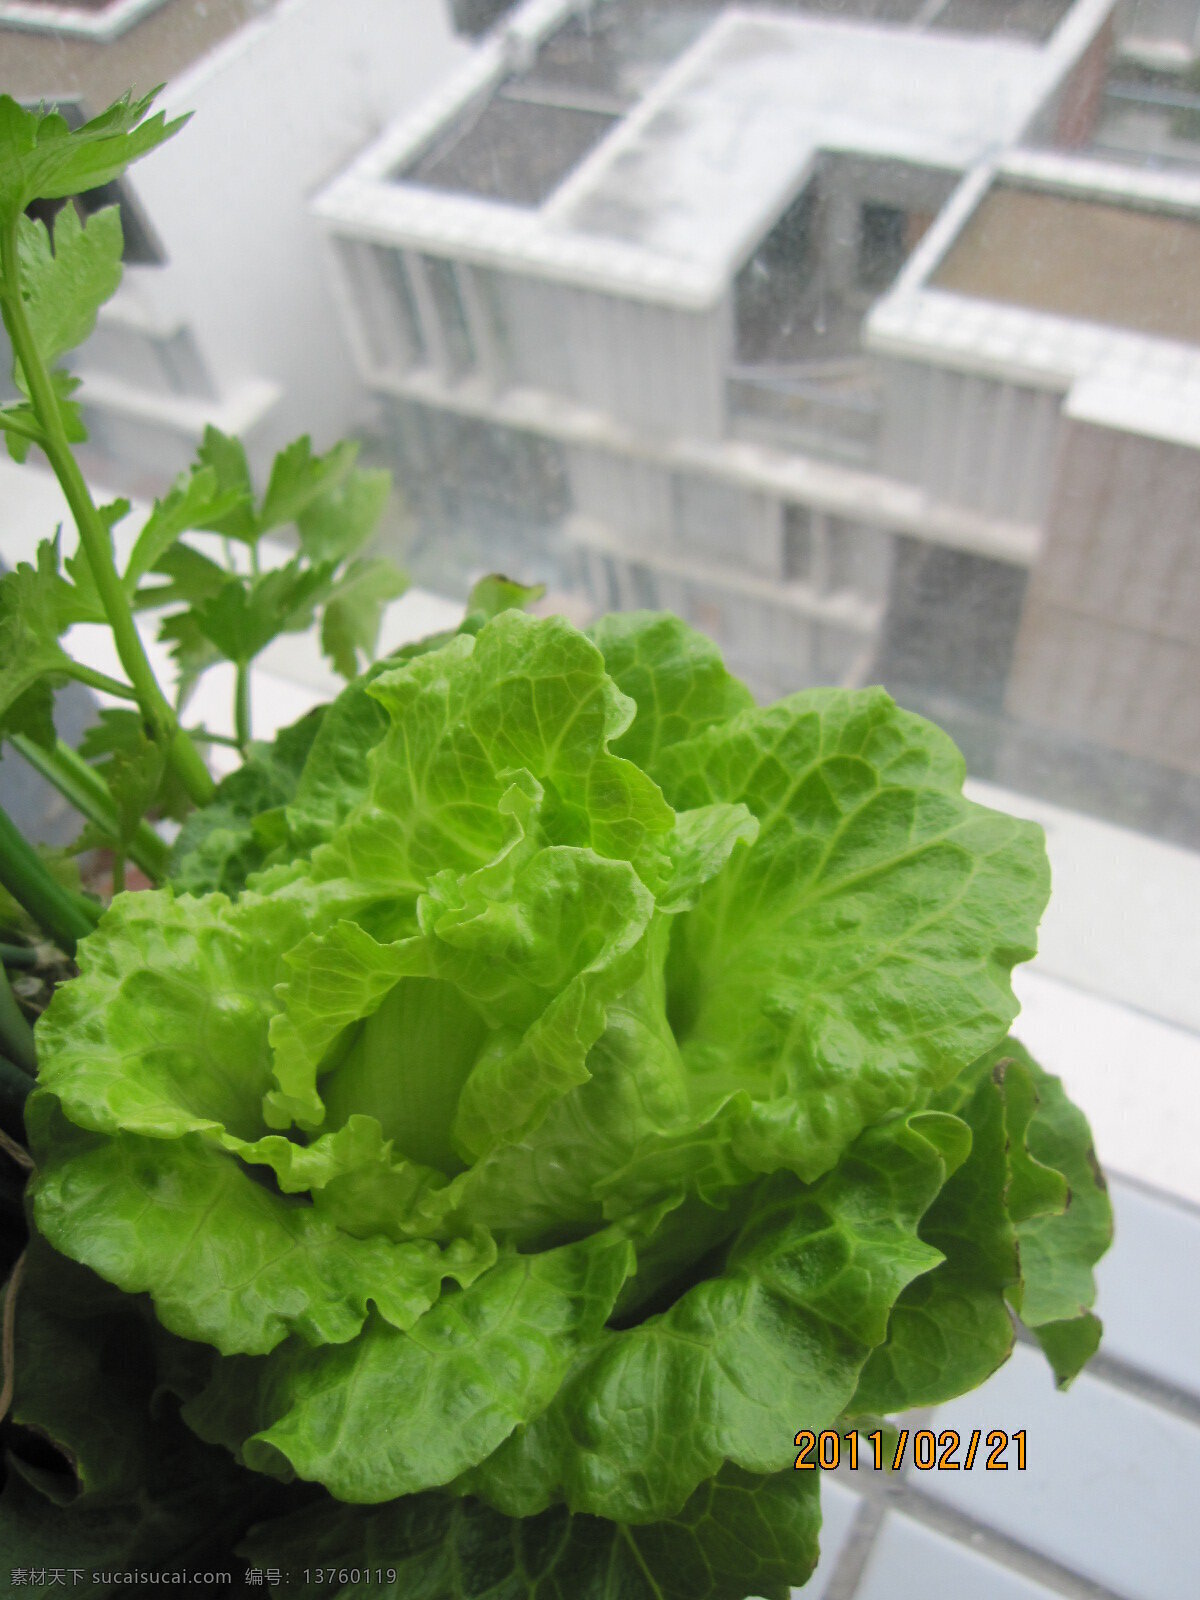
(793, 1428, 1027, 1472)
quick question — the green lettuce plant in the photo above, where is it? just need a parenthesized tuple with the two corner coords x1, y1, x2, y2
(25, 604, 1109, 1593)
(0, 89, 1110, 1598)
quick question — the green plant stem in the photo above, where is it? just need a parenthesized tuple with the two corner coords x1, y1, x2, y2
(64, 663, 139, 700)
(186, 726, 240, 748)
(1, 1251, 26, 1421)
(0, 945, 36, 970)
(0, 213, 214, 809)
(0, 969, 34, 1076)
(0, 409, 42, 444)
(10, 735, 169, 882)
(0, 801, 100, 955)
(235, 661, 252, 749)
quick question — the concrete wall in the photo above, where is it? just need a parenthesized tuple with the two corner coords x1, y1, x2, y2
(566, 446, 675, 549)
(1025, 4, 1117, 146)
(564, 438, 894, 702)
(1117, 0, 1200, 53)
(81, 0, 470, 480)
(493, 272, 728, 439)
(572, 535, 874, 700)
(1007, 416, 1200, 772)
(335, 240, 729, 441)
(566, 446, 783, 576)
(879, 356, 1065, 525)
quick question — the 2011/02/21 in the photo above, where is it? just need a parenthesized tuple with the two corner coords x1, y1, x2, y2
(794, 1428, 1027, 1472)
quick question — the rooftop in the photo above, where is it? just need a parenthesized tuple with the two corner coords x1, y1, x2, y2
(925, 0, 1075, 42)
(11, 0, 121, 12)
(509, 0, 724, 107)
(0, 0, 273, 108)
(407, 95, 620, 207)
(868, 149, 1200, 448)
(551, 9, 1053, 271)
(933, 181, 1200, 343)
(322, 0, 1109, 304)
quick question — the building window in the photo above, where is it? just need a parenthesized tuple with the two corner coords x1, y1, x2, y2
(734, 181, 820, 364)
(629, 563, 658, 609)
(784, 505, 814, 582)
(421, 255, 476, 379)
(873, 538, 1028, 712)
(857, 202, 908, 291)
(373, 248, 427, 371)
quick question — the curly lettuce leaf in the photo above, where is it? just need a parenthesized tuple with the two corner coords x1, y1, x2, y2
(652, 686, 1048, 1183)
(1000, 1039, 1112, 1382)
(849, 1054, 1021, 1414)
(167, 576, 547, 896)
(182, 1229, 636, 1501)
(168, 704, 326, 894)
(591, 611, 755, 773)
(464, 1112, 965, 1522)
(850, 1037, 1112, 1411)
(314, 613, 674, 907)
(239, 1466, 821, 1600)
(0, 1240, 282, 1593)
(27, 608, 1089, 1532)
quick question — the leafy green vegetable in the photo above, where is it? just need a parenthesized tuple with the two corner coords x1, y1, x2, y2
(26, 608, 1108, 1596)
(0, 88, 1110, 1589)
(0, 86, 405, 881)
(12, 205, 122, 390)
(849, 1042, 1111, 1411)
(238, 1467, 822, 1600)
(167, 575, 545, 898)
(0, 1240, 285, 1593)
(168, 705, 327, 894)
(321, 557, 408, 680)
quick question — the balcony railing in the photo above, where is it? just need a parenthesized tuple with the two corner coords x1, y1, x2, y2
(727, 359, 881, 465)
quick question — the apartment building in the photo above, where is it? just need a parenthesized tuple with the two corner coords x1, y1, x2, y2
(0, 0, 470, 487)
(312, 0, 1200, 822)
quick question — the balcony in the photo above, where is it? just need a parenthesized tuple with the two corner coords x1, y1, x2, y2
(727, 358, 882, 465)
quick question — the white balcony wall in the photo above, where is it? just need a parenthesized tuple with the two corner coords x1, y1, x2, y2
(566, 446, 674, 545)
(817, 153, 958, 303)
(1035, 418, 1200, 642)
(491, 273, 726, 439)
(565, 445, 785, 578)
(331, 241, 428, 383)
(333, 241, 728, 441)
(114, 0, 469, 473)
(1008, 417, 1200, 773)
(879, 356, 1064, 524)
(672, 473, 782, 577)
(79, 322, 215, 402)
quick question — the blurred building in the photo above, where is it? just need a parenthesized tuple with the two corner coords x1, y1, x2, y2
(0, 0, 471, 488)
(312, 0, 1200, 824)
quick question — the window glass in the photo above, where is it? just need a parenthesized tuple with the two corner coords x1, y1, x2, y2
(2, 0, 1198, 855)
